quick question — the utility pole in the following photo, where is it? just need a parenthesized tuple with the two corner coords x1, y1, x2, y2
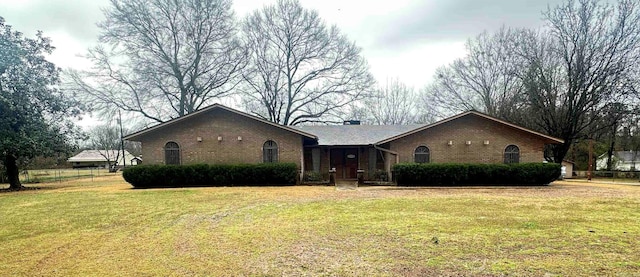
(119, 110, 126, 169)
(588, 139, 593, 181)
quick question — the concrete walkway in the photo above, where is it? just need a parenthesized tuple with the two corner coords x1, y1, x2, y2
(335, 180, 358, 190)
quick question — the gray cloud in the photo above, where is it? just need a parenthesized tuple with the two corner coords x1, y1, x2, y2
(370, 0, 568, 50)
(2, 0, 109, 43)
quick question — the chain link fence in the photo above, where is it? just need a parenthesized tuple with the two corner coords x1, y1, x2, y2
(15, 168, 115, 184)
(570, 170, 640, 184)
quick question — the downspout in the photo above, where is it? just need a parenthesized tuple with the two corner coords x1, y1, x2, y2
(300, 137, 305, 184)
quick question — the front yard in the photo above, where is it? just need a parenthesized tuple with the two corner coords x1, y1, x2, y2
(1, 176, 639, 276)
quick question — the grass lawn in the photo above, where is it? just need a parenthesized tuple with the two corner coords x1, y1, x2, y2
(1, 176, 639, 276)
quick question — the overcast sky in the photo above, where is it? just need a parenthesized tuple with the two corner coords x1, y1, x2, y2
(1, 0, 568, 126)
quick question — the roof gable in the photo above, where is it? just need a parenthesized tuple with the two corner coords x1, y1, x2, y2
(376, 111, 564, 145)
(123, 104, 317, 141)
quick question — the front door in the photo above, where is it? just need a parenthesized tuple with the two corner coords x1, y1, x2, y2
(330, 148, 359, 179)
(344, 149, 358, 179)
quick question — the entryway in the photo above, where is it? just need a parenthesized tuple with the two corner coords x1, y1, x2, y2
(330, 148, 359, 179)
(335, 180, 358, 190)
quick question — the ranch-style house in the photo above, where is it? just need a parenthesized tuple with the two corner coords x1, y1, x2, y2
(124, 104, 564, 182)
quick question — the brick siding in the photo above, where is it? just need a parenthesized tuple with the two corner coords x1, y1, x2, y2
(389, 115, 547, 164)
(135, 109, 304, 167)
(132, 109, 554, 182)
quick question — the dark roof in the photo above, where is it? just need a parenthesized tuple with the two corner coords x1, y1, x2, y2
(124, 104, 563, 146)
(377, 111, 564, 145)
(124, 104, 317, 141)
(293, 125, 424, 146)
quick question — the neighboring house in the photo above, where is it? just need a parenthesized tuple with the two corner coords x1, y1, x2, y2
(596, 151, 640, 171)
(67, 150, 139, 168)
(123, 104, 564, 182)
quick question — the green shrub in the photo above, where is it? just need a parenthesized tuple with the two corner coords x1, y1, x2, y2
(372, 169, 389, 182)
(393, 163, 561, 186)
(122, 163, 298, 188)
(303, 171, 323, 182)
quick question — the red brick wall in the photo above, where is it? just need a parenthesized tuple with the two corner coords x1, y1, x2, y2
(389, 115, 547, 164)
(135, 109, 304, 167)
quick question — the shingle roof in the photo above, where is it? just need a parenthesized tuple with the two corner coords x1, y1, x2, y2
(294, 111, 564, 146)
(613, 151, 640, 162)
(67, 150, 135, 163)
(124, 104, 317, 141)
(293, 125, 424, 146)
(124, 104, 563, 146)
(377, 111, 564, 145)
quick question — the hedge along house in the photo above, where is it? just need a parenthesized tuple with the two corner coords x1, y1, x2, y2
(124, 104, 564, 183)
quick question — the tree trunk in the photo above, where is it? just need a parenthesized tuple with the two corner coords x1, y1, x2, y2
(552, 142, 571, 164)
(606, 123, 618, 171)
(4, 154, 23, 190)
(606, 140, 616, 171)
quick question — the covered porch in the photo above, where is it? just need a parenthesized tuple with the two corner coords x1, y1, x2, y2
(302, 145, 397, 182)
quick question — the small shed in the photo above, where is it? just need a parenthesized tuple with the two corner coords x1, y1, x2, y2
(561, 160, 575, 179)
(130, 157, 142, 165)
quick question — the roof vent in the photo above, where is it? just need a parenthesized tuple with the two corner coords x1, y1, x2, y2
(343, 120, 361, 125)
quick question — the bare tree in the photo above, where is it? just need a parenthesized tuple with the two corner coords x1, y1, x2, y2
(66, 0, 245, 123)
(594, 103, 629, 170)
(423, 27, 526, 120)
(423, 0, 640, 163)
(358, 78, 425, 125)
(88, 125, 121, 172)
(240, 0, 375, 125)
(517, 0, 640, 162)
(87, 124, 141, 172)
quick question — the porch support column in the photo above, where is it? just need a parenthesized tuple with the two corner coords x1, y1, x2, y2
(384, 152, 392, 181)
(300, 141, 305, 184)
(372, 144, 399, 183)
(368, 148, 377, 179)
(312, 148, 321, 172)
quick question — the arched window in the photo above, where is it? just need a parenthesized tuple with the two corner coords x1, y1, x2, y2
(504, 145, 520, 164)
(165, 142, 180, 165)
(414, 146, 430, 163)
(263, 140, 278, 163)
